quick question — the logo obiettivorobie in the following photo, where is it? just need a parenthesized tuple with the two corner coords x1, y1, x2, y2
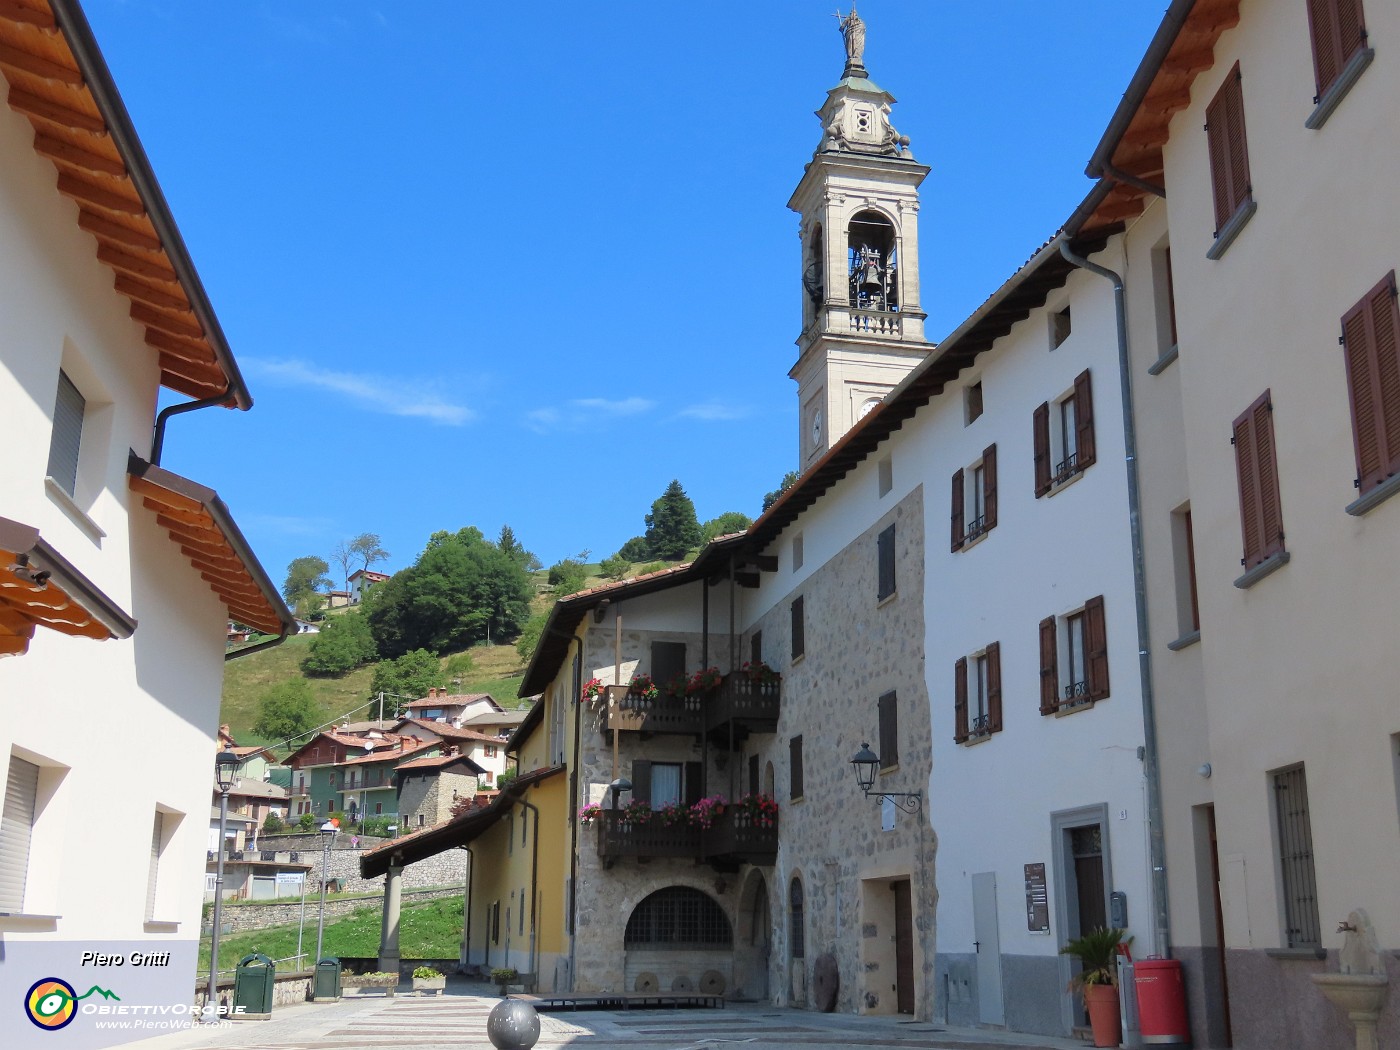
(24, 978, 120, 1031)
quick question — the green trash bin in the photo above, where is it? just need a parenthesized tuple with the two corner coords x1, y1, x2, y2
(232, 953, 275, 1018)
(313, 957, 342, 1001)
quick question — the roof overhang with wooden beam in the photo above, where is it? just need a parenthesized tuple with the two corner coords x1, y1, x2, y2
(127, 454, 294, 642)
(0, 514, 136, 657)
(1078, 0, 1242, 234)
(0, 0, 252, 406)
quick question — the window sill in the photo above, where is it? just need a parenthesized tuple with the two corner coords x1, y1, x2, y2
(1047, 467, 1087, 498)
(1206, 198, 1257, 261)
(0, 912, 60, 932)
(877, 591, 897, 608)
(1233, 549, 1290, 589)
(957, 526, 993, 553)
(791, 653, 805, 667)
(790, 795, 805, 805)
(45, 476, 106, 545)
(960, 731, 995, 748)
(1346, 472, 1400, 516)
(879, 763, 900, 776)
(1147, 344, 1179, 376)
(1306, 47, 1375, 130)
(1054, 697, 1100, 718)
(1265, 947, 1326, 961)
(1167, 629, 1201, 652)
(144, 919, 181, 933)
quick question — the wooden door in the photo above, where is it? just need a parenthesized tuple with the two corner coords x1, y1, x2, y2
(893, 880, 915, 1014)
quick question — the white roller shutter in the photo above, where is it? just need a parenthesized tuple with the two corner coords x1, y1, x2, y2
(46, 371, 85, 496)
(146, 811, 165, 920)
(0, 758, 39, 912)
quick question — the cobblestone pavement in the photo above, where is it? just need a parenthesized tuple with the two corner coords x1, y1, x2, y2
(123, 983, 1092, 1050)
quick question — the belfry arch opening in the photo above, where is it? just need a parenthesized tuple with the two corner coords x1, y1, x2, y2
(847, 210, 898, 312)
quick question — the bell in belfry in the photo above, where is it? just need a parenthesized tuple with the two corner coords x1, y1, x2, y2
(857, 246, 883, 294)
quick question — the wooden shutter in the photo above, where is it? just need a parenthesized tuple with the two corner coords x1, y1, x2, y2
(650, 641, 686, 685)
(1341, 272, 1400, 494)
(985, 642, 1003, 732)
(631, 759, 652, 806)
(789, 735, 804, 799)
(790, 596, 805, 659)
(1306, 0, 1368, 97)
(982, 444, 998, 530)
(0, 757, 39, 911)
(684, 762, 703, 806)
(1084, 596, 1110, 701)
(1233, 391, 1286, 569)
(1205, 65, 1251, 234)
(878, 691, 899, 767)
(146, 811, 164, 920)
(1038, 617, 1059, 716)
(877, 525, 896, 600)
(1074, 371, 1096, 469)
(950, 469, 965, 550)
(1033, 402, 1052, 497)
(45, 370, 85, 496)
(953, 658, 969, 744)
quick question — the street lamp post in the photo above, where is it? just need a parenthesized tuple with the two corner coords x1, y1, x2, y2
(848, 742, 923, 816)
(315, 819, 339, 964)
(206, 749, 240, 1019)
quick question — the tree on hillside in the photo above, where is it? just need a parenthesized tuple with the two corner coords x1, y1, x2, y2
(598, 553, 631, 582)
(701, 511, 753, 544)
(283, 556, 331, 618)
(366, 527, 532, 657)
(617, 536, 650, 561)
(515, 613, 547, 663)
(350, 533, 390, 572)
(497, 525, 541, 571)
(253, 679, 320, 741)
(330, 540, 355, 592)
(548, 557, 589, 598)
(370, 649, 441, 710)
(762, 470, 801, 512)
(301, 610, 378, 676)
(643, 480, 702, 560)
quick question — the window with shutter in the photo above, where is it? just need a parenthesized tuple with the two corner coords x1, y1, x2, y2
(878, 691, 898, 768)
(877, 524, 896, 601)
(1033, 402, 1052, 497)
(1074, 371, 1096, 470)
(631, 759, 653, 806)
(1306, 0, 1368, 99)
(1084, 596, 1110, 702)
(1233, 391, 1286, 571)
(650, 641, 686, 687)
(789, 735, 804, 800)
(46, 370, 85, 497)
(0, 757, 39, 912)
(950, 468, 966, 551)
(1341, 273, 1400, 499)
(982, 444, 998, 531)
(1205, 64, 1255, 253)
(146, 811, 164, 920)
(986, 641, 1003, 733)
(790, 596, 805, 660)
(1038, 616, 1059, 716)
(953, 658, 969, 744)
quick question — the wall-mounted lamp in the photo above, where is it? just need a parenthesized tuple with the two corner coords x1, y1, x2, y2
(1197, 763, 1212, 779)
(849, 742, 923, 817)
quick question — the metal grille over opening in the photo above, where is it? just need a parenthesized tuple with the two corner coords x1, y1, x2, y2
(624, 887, 732, 948)
(1273, 766, 1321, 948)
(789, 877, 805, 959)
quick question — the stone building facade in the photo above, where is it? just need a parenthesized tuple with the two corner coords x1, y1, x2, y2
(397, 767, 478, 830)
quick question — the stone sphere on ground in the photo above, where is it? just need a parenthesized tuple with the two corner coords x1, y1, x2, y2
(486, 997, 541, 1049)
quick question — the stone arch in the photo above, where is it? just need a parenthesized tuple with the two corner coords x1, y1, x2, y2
(622, 885, 733, 996)
(846, 208, 899, 312)
(733, 868, 772, 1001)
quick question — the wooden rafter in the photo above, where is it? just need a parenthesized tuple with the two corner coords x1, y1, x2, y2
(7, 87, 103, 133)
(59, 172, 143, 215)
(0, 0, 57, 31)
(77, 209, 160, 251)
(33, 132, 125, 177)
(131, 300, 203, 340)
(0, 40, 80, 83)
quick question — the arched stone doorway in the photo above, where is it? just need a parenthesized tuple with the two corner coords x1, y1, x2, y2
(623, 886, 733, 995)
(734, 869, 772, 1001)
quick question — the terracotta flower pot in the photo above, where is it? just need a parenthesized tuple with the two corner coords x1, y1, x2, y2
(1084, 983, 1122, 1048)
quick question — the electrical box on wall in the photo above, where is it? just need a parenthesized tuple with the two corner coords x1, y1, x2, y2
(1110, 890, 1128, 928)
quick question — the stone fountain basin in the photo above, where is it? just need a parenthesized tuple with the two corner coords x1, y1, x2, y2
(1310, 972, 1389, 1015)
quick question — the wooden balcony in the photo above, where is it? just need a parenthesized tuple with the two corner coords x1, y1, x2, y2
(702, 808, 778, 867)
(596, 811, 701, 868)
(704, 673, 782, 742)
(601, 686, 703, 736)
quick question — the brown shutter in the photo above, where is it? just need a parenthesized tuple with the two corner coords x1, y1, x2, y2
(1234, 391, 1285, 568)
(631, 759, 652, 806)
(1341, 272, 1400, 494)
(982, 444, 998, 530)
(1074, 371, 1096, 470)
(1306, 0, 1341, 94)
(1224, 66, 1251, 215)
(789, 735, 804, 799)
(790, 596, 805, 659)
(1206, 65, 1251, 233)
(878, 691, 899, 766)
(950, 469, 965, 550)
(985, 642, 1003, 732)
(953, 657, 969, 744)
(1033, 402, 1052, 497)
(684, 761, 703, 806)
(1084, 596, 1110, 701)
(1038, 616, 1058, 716)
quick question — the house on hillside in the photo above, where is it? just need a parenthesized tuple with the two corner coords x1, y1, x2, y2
(284, 730, 406, 818)
(392, 718, 512, 787)
(394, 749, 485, 829)
(0, 0, 293, 1029)
(398, 687, 503, 728)
(348, 568, 389, 603)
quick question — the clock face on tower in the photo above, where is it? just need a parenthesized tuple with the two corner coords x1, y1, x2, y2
(811, 409, 823, 449)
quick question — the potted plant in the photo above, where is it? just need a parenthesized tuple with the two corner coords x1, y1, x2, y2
(342, 971, 399, 997)
(620, 799, 653, 825)
(577, 803, 603, 825)
(580, 678, 606, 703)
(1060, 927, 1131, 1047)
(411, 966, 445, 995)
(686, 666, 723, 695)
(733, 793, 780, 828)
(491, 967, 518, 996)
(688, 794, 727, 830)
(628, 673, 659, 703)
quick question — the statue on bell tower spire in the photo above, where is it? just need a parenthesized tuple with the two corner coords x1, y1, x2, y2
(836, 5, 867, 78)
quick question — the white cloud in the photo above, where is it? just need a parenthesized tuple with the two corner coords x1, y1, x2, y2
(524, 407, 562, 434)
(245, 358, 474, 426)
(570, 397, 656, 416)
(524, 397, 655, 433)
(677, 401, 751, 421)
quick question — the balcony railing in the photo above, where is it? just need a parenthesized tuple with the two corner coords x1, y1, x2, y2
(702, 808, 778, 866)
(705, 673, 782, 738)
(849, 309, 902, 337)
(602, 686, 703, 735)
(596, 811, 701, 867)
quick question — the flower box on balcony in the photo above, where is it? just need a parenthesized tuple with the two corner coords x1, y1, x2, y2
(702, 806, 779, 866)
(596, 810, 702, 866)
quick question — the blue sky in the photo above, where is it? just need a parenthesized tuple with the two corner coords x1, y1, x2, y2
(84, 1, 1165, 585)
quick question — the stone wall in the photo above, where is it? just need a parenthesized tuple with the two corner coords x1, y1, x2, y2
(215, 886, 464, 934)
(399, 770, 477, 828)
(194, 969, 313, 1014)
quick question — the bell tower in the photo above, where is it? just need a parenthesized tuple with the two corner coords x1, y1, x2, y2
(788, 5, 933, 468)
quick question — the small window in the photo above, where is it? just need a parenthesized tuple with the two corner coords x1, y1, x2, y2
(950, 445, 998, 551)
(954, 643, 1003, 743)
(1305, 0, 1369, 105)
(792, 533, 804, 571)
(878, 456, 892, 497)
(1, 756, 40, 911)
(374, 802, 382, 815)
(46, 370, 85, 497)
(650, 641, 687, 687)
(1272, 765, 1321, 948)
(1205, 64, 1255, 255)
(966, 381, 984, 425)
(1050, 306, 1072, 349)
(1040, 597, 1109, 715)
(1152, 243, 1179, 363)
(1065, 612, 1088, 704)
(790, 596, 805, 660)
(877, 691, 898, 768)
(520, 887, 526, 933)
(418, 813, 425, 827)
(789, 735, 804, 800)
(1034, 371, 1095, 496)
(1171, 505, 1201, 638)
(876, 524, 896, 601)
(1340, 273, 1400, 503)
(1232, 391, 1287, 573)
(789, 877, 805, 959)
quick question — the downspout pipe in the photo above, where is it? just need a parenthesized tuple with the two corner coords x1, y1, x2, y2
(151, 391, 230, 466)
(459, 845, 474, 971)
(1058, 239, 1171, 960)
